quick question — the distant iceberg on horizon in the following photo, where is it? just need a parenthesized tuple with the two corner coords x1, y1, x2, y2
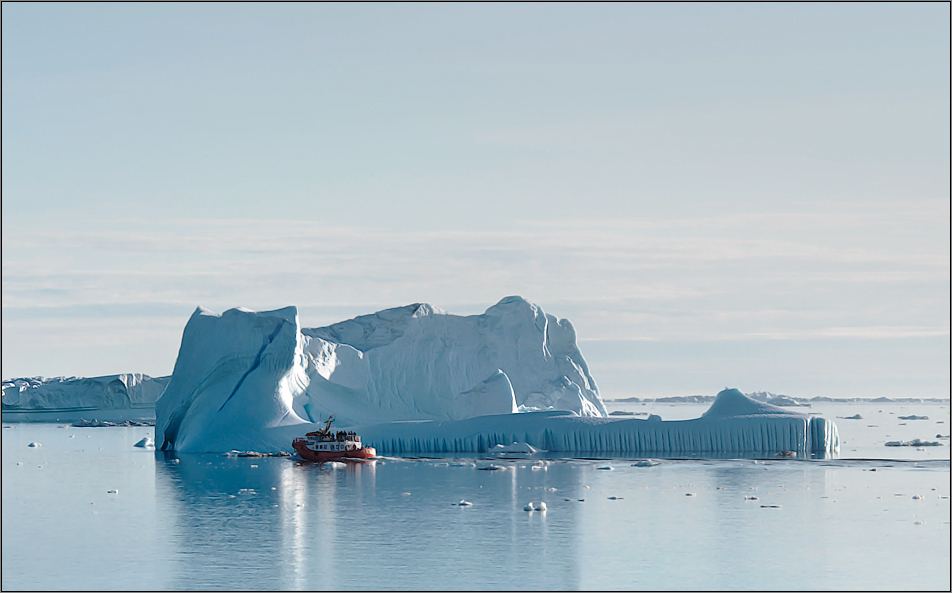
(2, 374, 169, 422)
(147, 298, 839, 456)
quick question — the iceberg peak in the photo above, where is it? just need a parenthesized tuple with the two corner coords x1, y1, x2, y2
(303, 302, 444, 353)
(702, 388, 800, 419)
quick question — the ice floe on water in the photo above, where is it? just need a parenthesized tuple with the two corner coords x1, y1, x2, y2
(476, 463, 511, 471)
(490, 442, 544, 454)
(885, 438, 943, 447)
(134, 437, 154, 448)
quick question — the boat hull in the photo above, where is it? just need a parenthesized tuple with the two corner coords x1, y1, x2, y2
(293, 440, 376, 461)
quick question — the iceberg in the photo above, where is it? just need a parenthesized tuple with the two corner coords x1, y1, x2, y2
(153, 298, 839, 456)
(2, 374, 168, 421)
(155, 305, 308, 453)
(156, 297, 605, 452)
(353, 389, 839, 456)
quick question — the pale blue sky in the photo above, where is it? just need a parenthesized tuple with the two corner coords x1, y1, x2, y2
(2, 3, 949, 398)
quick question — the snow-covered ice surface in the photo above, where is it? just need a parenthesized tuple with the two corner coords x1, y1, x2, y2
(151, 300, 839, 455)
(1, 423, 948, 591)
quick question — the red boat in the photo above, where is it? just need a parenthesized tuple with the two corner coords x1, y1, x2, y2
(292, 415, 376, 461)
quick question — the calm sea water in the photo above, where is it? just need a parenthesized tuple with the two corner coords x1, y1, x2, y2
(2, 402, 949, 591)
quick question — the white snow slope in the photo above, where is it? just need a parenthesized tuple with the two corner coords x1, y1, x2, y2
(154, 298, 839, 455)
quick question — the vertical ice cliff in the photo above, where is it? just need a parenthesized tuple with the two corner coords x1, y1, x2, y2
(156, 306, 310, 452)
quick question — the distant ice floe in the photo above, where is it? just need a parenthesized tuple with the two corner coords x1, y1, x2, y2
(884, 438, 942, 447)
(3, 374, 168, 416)
(524, 501, 547, 512)
(134, 437, 154, 448)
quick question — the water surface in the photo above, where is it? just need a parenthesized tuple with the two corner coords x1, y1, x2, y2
(2, 403, 950, 590)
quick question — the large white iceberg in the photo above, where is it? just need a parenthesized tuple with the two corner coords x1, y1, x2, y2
(153, 298, 839, 456)
(156, 297, 605, 452)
